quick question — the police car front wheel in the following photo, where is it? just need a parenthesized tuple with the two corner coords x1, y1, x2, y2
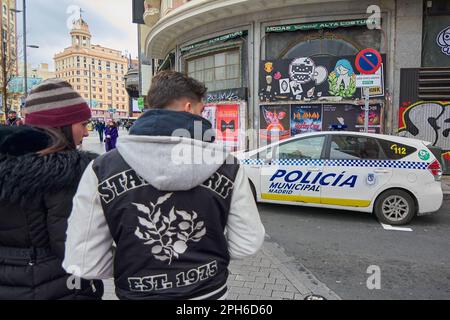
(374, 190, 416, 225)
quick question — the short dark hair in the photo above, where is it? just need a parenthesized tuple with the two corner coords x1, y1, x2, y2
(147, 70, 207, 109)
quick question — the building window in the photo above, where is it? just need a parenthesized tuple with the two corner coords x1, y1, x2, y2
(187, 50, 241, 91)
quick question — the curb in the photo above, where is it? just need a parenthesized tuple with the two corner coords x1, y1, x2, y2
(263, 237, 341, 300)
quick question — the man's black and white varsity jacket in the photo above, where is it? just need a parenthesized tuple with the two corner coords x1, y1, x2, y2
(63, 110, 265, 300)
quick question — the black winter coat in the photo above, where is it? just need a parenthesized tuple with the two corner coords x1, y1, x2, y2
(0, 125, 104, 300)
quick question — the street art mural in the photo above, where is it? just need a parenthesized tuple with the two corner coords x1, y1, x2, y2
(398, 101, 450, 172)
(259, 54, 386, 102)
(437, 26, 450, 56)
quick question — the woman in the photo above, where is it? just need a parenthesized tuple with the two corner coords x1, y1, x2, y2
(0, 79, 103, 300)
(104, 119, 118, 152)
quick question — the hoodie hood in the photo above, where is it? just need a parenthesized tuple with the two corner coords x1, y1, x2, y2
(117, 109, 231, 191)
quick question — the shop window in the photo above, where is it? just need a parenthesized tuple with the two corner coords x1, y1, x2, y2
(187, 50, 241, 91)
(283, 38, 358, 59)
(422, 0, 450, 67)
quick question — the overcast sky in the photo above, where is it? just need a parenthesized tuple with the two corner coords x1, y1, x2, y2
(16, 0, 139, 70)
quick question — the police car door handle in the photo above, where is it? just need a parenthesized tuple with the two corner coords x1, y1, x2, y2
(374, 169, 390, 173)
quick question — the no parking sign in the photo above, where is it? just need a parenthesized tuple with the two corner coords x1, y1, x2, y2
(355, 48, 382, 74)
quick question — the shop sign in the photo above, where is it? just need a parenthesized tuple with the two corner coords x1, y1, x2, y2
(265, 19, 374, 33)
(205, 88, 247, 103)
(356, 74, 381, 88)
(180, 31, 247, 53)
(138, 97, 145, 110)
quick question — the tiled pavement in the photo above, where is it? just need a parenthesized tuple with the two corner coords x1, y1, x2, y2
(102, 237, 340, 300)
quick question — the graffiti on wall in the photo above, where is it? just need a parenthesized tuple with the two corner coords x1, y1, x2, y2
(398, 101, 450, 161)
(437, 26, 450, 56)
(260, 54, 386, 102)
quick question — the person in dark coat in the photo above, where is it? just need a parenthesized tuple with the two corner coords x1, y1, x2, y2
(104, 120, 118, 152)
(95, 121, 106, 143)
(0, 78, 104, 300)
(5, 111, 19, 126)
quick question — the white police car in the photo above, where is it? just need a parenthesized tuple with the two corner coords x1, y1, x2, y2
(238, 132, 443, 225)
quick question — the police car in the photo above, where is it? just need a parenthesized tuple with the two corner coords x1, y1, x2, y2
(238, 132, 444, 225)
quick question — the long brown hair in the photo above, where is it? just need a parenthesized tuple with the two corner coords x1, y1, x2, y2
(36, 126, 76, 156)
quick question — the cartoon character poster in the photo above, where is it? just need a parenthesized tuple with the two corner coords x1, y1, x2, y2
(437, 26, 450, 56)
(259, 105, 291, 145)
(327, 59, 357, 98)
(290, 104, 322, 135)
(215, 104, 239, 148)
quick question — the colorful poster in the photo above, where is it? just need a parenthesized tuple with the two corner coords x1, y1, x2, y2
(354, 103, 382, 133)
(290, 104, 322, 135)
(322, 103, 382, 133)
(259, 105, 291, 145)
(322, 104, 359, 131)
(215, 104, 239, 148)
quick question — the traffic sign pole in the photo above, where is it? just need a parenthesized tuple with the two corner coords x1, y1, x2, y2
(364, 88, 369, 133)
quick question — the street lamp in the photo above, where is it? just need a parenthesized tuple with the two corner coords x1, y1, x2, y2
(10, 0, 33, 97)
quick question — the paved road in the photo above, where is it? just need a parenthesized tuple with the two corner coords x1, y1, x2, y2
(83, 130, 449, 299)
(258, 200, 450, 299)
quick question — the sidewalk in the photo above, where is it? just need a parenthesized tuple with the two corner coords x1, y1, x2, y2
(103, 237, 340, 300)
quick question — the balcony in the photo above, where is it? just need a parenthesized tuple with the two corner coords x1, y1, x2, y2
(143, 0, 349, 59)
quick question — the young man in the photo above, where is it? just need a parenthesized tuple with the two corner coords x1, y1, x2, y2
(5, 111, 19, 126)
(63, 71, 265, 300)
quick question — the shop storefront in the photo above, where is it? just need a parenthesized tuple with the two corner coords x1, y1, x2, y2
(258, 18, 386, 146)
(397, 0, 450, 173)
(180, 31, 250, 151)
(141, 0, 428, 151)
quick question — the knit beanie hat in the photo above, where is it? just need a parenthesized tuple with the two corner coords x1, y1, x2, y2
(24, 78, 91, 127)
